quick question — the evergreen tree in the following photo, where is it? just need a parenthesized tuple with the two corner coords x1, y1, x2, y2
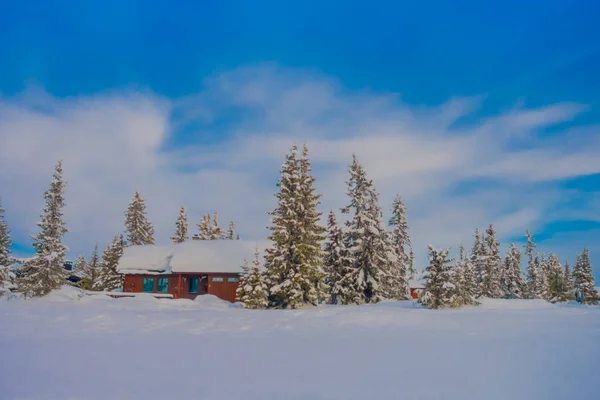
(124, 191, 155, 246)
(573, 249, 598, 305)
(264, 144, 308, 309)
(74, 255, 86, 272)
(501, 244, 526, 299)
(79, 245, 101, 290)
(0, 198, 12, 291)
(196, 213, 212, 240)
(18, 161, 69, 298)
(94, 234, 125, 291)
(236, 250, 268, 309)
(171, 206, 188, 243)
(227, 221, 236, 240)
(323, 211, 351, 304)
(297, 143, 327, 304)
(209, 212, 225, 240)
(386, 194, 411, 300)
(537, 253, 549, 300)
(524, 230, 539, 299)
(563, 260, 575, 301)
(481, 224, 502, 298)
(546, 253, 569, 302)
(341, 155, 388, 304)
(455, 244, 478, 306)
(419, 246, 456, 309)
(470, 229, 486, 298)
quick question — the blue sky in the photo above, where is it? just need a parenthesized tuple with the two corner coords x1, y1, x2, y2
(1, 0, 599, 276)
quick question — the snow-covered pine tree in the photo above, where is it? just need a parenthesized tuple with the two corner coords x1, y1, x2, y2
(94, 234, 125, 291)
(470, 228, 486, 298)
(73, 255, 87, 273)
(79, 245, 101, 290)
(323, 210, 351, 304)
(297, 143, 327, 304)
(563, 260, 575, 301)
(264, 144, 306, 309)
(227, 221, 235, 240)
(0, 198, 13, 295)
(124, 191, 155, 246)
(501, 244, 526, 299)
(573, 249, 598, 305)
(419, 245, 456, 309)
(386, 194, 411, 300)
(171, 206, 188, 243)
(546, 253, 568, 303)
(18, 161, 69, 298)
(524, 230, 539, 299)
(196, 213, 212, 240)
(341, 154, 388, 304)
(537, 253, 549, 300)
(481, 224, 503, 298)
(236, 249, 268, 309)
(209, 212, 225, 240)
(455, 244, 477, 306)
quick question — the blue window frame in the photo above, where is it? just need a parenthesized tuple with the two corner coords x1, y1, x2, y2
(157, 277, 169, 293)
(142, 278, 154, 292)
(189, 277, 199, 294)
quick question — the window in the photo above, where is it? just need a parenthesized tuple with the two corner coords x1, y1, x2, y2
(142, 278, 154, 292)
(212, 276, 224, 283)
(189, 277, 199, 294)
(227, 276, 240, 283)
(157, 277, 169, 293)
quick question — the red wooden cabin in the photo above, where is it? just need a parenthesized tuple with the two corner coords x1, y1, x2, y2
(117, 241, 261, 303)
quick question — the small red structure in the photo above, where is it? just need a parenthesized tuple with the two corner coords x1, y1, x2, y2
(117, 241, 259, 303)
(409, 277, 425, 299)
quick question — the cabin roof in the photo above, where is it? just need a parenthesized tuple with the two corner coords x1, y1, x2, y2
(117, 240, 265, 275)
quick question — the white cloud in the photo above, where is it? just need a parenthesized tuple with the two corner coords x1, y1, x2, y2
(1, 65, 599, 270)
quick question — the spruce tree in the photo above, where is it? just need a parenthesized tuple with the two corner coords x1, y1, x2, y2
(196, 213, 212, 240)
(323, 211, 351, 304)
(573, 249, 598, 305)
(79, 245, 101, 290)
(386, 194, 411, 300)
(264, 144, 307, 309)
(74, 255, 87, 273)
(236, 250, 268, 309)
(124, 191, 155, 246)
(94, 234, 125, 291)
(563, 260, 575, 301)
(171, 206, 188, 243)
(470, 229, 486, 298)
(456, 244, 477, 306)
(227, 221, 236, 240)
(419, 246, 456, 309)
(524, 230, 539, 299)
(537, 253, 549, 300)
(546, 253, 568, 302)
(209, 212, 225, 240)
(481, 224, 502, 298)
(18, 161, 69, 298)
(297, 143, 327, 304)
(0, 198, 12, 291)
(501, 244, 526, 299)
(341, 155, 388, 304)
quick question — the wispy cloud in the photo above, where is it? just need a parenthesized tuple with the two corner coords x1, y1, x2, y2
(0, 64, 598, 268)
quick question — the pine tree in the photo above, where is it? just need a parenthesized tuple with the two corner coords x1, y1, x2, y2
(18, 161, 69, 298)
(124, 191, 155, 246)
(209, 212, 225, 240)
(323, 211, 352, 304)
(455, 244, 477, 306)
(171, 206, 188, 243)
(74, 255, 86, 272)
(264, 144, 307, 309)
(196, 213, 212, 240)
(481, 224, 502, 298)
(94, 234, 125, 291)
(563, 260, 575, 301)
(546, 253, 569, 302)
(501, 244, 526, 299)
(79, 245, 101, 290)
(386, 195, 411, 300)
(0, 198, 12, 291)
(236, 250, 268, 309)
(537, 253, 549, 300)
(524, 230, 539, 299)
(341, 155, 388, 304)
(419, 246, 456, 309)
(470, 229, 486, 298)
(227, 221, 236, 240)
(573, 249, 598, 305)
(297, 143, 327, 304)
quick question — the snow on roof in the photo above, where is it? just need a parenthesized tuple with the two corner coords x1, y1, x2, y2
(117, 240, 265, 275)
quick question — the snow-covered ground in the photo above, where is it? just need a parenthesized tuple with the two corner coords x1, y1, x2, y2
(1, 287, 600, 400)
